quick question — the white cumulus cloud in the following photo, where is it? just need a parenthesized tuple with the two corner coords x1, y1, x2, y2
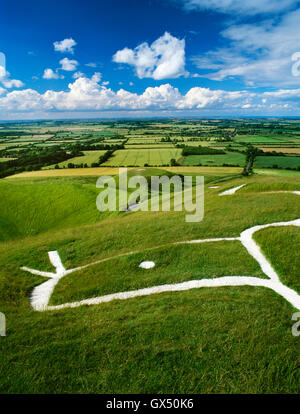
(0, 73, 300, 115)
(0, 67, 24, 89)
(73, 71, 85, 79)
(175, 0, 298, 15)
(113, 32, 187, 80)
(192, 8, 300, 87)
(59, 57, 79, 71)
(54, 38, 77, 54)
(43, 68, 63, 79)
(2, 78, 24, 88)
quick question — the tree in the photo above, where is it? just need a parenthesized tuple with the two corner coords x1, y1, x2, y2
(243, 145, 260, 176)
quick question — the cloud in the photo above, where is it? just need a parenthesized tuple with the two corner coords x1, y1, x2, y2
(0, 53, 24, 88)
(73, 71, 85, 79)
(1, 72, 299, 115)
(113, 32, 187, 80)
(0, 66, 6, 80)
(175, 0, 298, 15)
(85, 62, 97, 67)
(0, 67, 24, 88)
(54, 38, 77, 54)
(43, 68, 63, 79)
(2, 78, 24, 88)
(59, 57, 79, 71)
(192, 8, 300, 87)
(0, 52, 5, 64)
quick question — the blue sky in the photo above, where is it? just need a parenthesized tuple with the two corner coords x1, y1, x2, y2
(1, 0, 300, 119)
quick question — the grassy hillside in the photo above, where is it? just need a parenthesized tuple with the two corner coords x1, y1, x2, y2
(0, 169, 300, 393)
(0, 178, 111, 241)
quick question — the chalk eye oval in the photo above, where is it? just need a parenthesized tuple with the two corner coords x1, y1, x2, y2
(139, 261, 155, 269)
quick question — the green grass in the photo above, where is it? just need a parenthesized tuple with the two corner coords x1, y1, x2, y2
(254, 227, 300, 294)
(51, 241, 265, 305)
(0, 178, 111, 241)
(255, 168, 300, 176)
(0, 171, 300, 393)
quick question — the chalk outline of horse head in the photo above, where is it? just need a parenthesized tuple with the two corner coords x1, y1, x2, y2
(21, 188, 300, 312)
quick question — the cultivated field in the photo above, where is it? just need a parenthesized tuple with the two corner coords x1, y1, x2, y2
(182, 152, 245, 166)
(45, 150, 107, 169)
(103, 148, 182, 166)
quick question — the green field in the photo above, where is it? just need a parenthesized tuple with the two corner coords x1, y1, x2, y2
(125, 143, 175, 149)
(103, 148, 182, 166)
(45, 150, 107, 169)
(183, 152, 246, 166)
(235, 135, 298, 144)
(255, 155, 300, 169)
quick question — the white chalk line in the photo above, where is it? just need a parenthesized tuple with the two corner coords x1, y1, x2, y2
(219, 184, 300, 197)
(45, 277, 300, 312)
(219, 184, 246, 196)
(21, 190, 300, 312)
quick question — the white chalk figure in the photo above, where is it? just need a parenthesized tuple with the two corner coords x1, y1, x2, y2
(139, 261, 155, 269)
(125, 202, 141, 211)
(0, 312, 6, 337)
(219, 184, 245, 196)
(21, 191, 300, 312)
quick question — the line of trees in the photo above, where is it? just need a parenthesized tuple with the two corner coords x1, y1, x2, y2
(180, 146, 226, 156)
(0, 147, 77, 178)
